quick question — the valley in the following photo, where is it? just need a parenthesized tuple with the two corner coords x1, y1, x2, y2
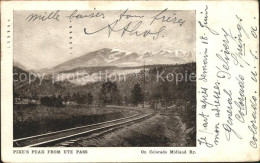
(13, 47, 196, 147)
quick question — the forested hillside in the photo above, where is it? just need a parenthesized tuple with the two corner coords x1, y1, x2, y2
(14, 63, 196, 108)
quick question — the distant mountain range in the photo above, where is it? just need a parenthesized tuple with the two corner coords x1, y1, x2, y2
(50, 48, 195, 73)
(13, 48, 194, 73)
(13, 48, 195, 85)
(13, 47, 196, 97)
(14, 48, 195, 72)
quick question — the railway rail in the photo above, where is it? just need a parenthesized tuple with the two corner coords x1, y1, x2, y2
(14, 108, 155, 147)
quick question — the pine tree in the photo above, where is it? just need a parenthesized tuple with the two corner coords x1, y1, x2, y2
(99, 81, 121, 106)
(131, 83, 143, 106)
(86, 92, 93, 107)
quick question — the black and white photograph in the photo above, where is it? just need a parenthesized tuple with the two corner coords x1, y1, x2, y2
(1, 0, 259, 162)
(13, 9, 196, 147)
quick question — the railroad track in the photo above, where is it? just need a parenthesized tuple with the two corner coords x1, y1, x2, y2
(14, 109, 155, 147)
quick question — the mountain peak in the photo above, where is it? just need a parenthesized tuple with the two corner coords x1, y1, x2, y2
(94, 48, 112, 54)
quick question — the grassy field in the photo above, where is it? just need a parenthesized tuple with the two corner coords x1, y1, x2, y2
(13, 104, 136, 139)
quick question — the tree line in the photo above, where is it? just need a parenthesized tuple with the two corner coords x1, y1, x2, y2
(40, 92, 94, 107)
(38, 81, 144, 107)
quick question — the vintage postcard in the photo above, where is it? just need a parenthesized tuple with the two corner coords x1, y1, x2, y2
(1, 0, 259, 162)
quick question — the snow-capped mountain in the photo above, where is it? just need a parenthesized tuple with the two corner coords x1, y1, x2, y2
(50, 48, 195, 73)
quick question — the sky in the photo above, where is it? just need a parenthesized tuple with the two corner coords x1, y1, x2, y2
(14, 10, 195, 70)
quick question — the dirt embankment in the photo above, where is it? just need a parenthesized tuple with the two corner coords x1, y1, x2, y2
(76, 114, 195, 147)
